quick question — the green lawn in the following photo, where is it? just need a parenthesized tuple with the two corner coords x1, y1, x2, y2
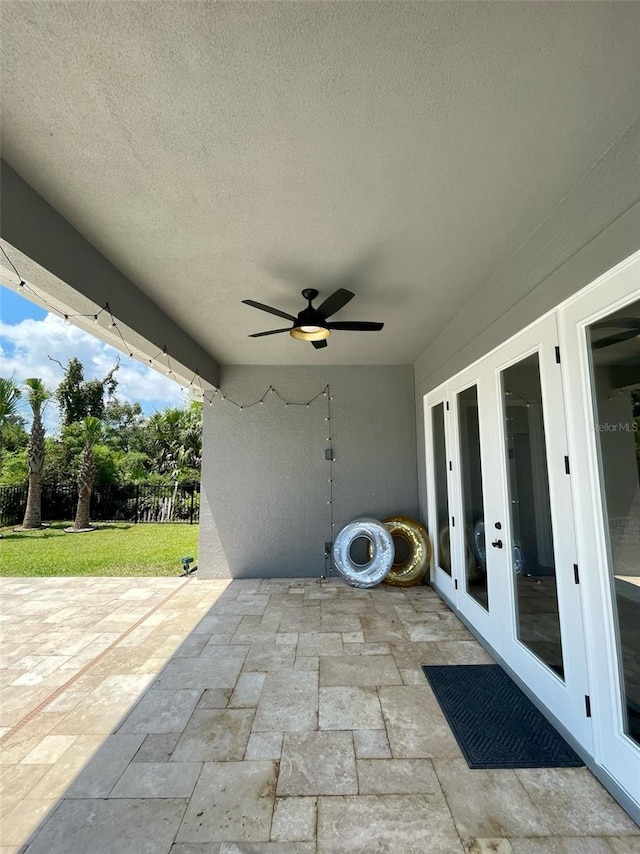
(0, 522, 199, 577)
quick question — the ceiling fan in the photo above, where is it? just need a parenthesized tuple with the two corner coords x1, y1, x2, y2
(242, 288, 384, 349)
(591, 317, 640, 349)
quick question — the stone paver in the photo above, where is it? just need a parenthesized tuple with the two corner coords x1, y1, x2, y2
(317, 793, 464, 853)
(0, 576, 637, 853)
(176, 761, 277, 844)
(277, 730, 357, 796)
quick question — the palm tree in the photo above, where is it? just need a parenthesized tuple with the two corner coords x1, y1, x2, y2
(72, 416, 102, 531)
(20, 378, 51, 529)
(147, 404, 202, 520)
(0, 377, 21, 470)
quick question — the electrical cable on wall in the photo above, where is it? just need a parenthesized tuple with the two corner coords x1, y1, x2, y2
(204, 383, 335, 581)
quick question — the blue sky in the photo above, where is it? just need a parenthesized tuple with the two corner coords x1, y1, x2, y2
(1, 284, 186, 432)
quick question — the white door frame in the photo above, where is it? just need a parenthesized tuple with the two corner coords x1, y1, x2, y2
(447, 367, 500, 649)
(558, 250, 640, 805)
(422, 250, 640, 813)
(423, 315, 592, 749)
(483, 314, 593, 750)
(424, 385, 456, 602)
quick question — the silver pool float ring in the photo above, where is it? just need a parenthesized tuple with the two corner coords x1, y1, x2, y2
(333, 517, 394, 588)
(473, 519, 486, 568)
(474, 518, 524, 574)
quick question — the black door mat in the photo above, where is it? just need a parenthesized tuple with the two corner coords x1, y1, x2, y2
(422, 663, 584, 769)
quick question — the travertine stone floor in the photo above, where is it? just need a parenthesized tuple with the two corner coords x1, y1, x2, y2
(0, 576, 638, 853)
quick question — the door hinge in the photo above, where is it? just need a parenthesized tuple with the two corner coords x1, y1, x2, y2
(573, 564, 579, 584)
(585, 695, 592, 718)
(555, 346, 561, 364)
(564, 456, 570, 474)
(454, 579, 458, 590)
(448, 461, 452, 471)
(451, 516, 455, 527)
(446, 401, 450, 411)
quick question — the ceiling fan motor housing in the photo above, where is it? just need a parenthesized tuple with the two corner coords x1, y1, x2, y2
(290, 304, 330, 341)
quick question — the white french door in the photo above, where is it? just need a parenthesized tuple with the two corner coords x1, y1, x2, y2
(558, 251, 640, 805)
(482, 315, 592, 749)
(447, 367, 500, 650)
(426, 314, 593, 750)
(424, 385, 456, 602)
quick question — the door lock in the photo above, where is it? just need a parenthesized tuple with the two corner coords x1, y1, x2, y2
(491, 539, 503, 549)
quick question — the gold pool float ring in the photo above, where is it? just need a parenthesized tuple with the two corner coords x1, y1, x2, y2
(382, 516, 431, 587)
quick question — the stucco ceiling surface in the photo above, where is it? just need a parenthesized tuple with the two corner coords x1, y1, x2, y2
(2, 2, 640, 365)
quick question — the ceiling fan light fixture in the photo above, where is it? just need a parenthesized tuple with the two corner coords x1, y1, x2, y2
(290, 325, 330, 342)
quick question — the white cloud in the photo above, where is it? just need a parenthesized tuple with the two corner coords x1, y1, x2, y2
(1, 314, 186, 432)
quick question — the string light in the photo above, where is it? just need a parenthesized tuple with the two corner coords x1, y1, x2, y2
(204, 385, 336, 582)
(1, 242, 224, 400)
(2, 244, 335, 570)
(201, 381, 335, 579)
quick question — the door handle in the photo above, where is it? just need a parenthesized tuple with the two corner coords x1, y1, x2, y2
(491, 539, 503, 549)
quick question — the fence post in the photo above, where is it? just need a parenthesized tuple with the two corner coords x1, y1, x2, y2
(135, 484, 139, 524)
(190, 487, 194, 525)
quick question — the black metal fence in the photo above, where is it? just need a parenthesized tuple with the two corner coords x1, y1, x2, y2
(0, 483, 200, 527)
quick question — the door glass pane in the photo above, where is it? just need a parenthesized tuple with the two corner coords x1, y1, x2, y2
(502, 353, 564, 679)
(432, 402, 451, 575)
(458, 386, 489, 609)
(588, 299, 640, 746)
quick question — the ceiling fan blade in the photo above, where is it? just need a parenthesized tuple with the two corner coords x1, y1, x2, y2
(592, 317, 640, 330)
(327, 321, 384, 331)
(317, 288, 355, 318)
(248, 328, 290, 338)
(242, 300, 296, 322)
(312, 339, 328, 349)
(591, 330, 639, 349)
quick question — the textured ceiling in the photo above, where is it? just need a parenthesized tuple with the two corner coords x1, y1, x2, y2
(2, 1, 640, 365)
